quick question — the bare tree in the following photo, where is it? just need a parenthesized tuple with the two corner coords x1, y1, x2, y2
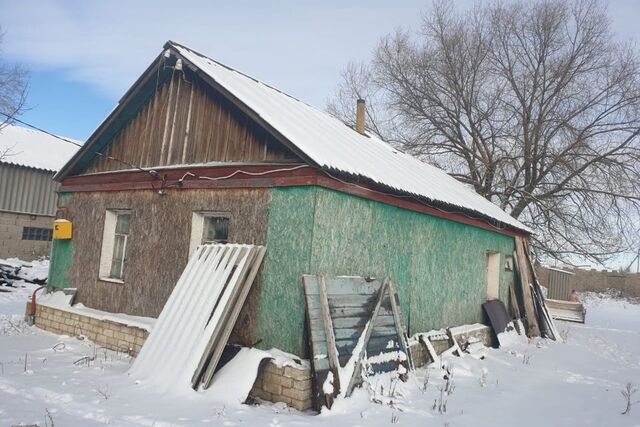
(328, 0, 640, 264)
(0, 27, 29, 161)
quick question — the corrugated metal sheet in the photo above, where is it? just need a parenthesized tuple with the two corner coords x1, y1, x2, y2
(547, 268, 574, 301)
(0, 163, 59, 215)
(131, 243, 266, 391)
(170, 42, 529, 233)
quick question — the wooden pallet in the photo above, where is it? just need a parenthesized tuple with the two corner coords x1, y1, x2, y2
(303, 275, 410, 409)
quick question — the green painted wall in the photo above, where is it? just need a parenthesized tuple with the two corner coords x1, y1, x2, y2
(48, 192, 74, 289)
(258, 186, 515, 356)
(257, 187, 317, 355)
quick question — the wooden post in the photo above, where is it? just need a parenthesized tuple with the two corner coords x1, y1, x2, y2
(318, 274, 341, 404)
(514, 236, 541, 337)
(388, 280, 413, 371)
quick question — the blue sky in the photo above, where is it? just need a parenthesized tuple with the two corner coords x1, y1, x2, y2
(1, 0, 639, 142)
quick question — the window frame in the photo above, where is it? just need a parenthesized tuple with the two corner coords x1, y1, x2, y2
(189, 211, 230, 257)
(98, 209, 133, 284)
(485, 251, 501, 301)
(21, 226, 53, 241)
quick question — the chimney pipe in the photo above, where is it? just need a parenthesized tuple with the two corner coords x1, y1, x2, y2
(356, 99, 366, 134)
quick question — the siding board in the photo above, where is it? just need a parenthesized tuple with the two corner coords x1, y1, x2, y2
(84, 75, 297, 174)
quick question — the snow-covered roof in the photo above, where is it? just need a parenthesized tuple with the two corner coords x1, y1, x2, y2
(0, 125, 80, 172)
(170, 42, 529, 233)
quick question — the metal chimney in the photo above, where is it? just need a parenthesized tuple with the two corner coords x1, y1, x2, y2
(356, 99, 366, 134)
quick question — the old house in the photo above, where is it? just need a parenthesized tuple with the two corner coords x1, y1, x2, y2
(0, 125, 78, 260)
(48, 41, 530, 358)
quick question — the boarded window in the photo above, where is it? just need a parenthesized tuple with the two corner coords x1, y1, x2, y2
(99, 210, 132, 282)
(21, 227, 53, 241)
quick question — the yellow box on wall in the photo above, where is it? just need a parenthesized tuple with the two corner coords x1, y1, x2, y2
(53, 219, 73, 240)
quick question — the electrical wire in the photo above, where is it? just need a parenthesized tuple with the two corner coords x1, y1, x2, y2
(196, 164, 310, 181)
(0, 112, 159, 179)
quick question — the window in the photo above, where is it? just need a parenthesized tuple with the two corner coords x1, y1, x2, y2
(99, 210, 132, 282)
(189, 212, 230, 256)
(22, 227, 53, 241)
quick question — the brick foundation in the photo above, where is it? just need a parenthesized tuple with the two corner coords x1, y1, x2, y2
(29, 303, 148, 356)
(250, 361, 313, 411)
(29, 302, 492, 412)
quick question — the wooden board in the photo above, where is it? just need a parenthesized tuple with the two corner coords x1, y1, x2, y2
(514, 236, 541, 337)
(546, 298, 586, 323)
(303, 275, 410, 409)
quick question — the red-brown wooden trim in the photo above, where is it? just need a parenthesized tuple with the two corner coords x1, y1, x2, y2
(59, 165, 528, 238)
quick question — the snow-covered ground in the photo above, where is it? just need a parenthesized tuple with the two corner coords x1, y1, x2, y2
(1, 264, 639, 426)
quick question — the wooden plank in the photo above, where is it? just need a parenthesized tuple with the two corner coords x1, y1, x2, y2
(523, 242, 560, 340)
(302, 276, 333, 410)
(388, 280, 413, 371)
(508, 280, 522, 320)
(318, 274, 341, 406)
(514, 237, 541, 337)
(345, 279, 389, 397)
(309, 305, 394, 320)
(309, 314, 396, 330)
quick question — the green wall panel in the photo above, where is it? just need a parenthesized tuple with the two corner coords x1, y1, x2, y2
(260, 186, 516, 356)
(48, 192, 74, 289)
(48, 240, 73, 288)
(257, 187, 317, 355)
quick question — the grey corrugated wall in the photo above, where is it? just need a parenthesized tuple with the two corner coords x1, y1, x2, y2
(0, 163, 58, 216)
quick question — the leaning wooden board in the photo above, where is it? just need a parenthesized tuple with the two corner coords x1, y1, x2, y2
(303, 275, 410, 409)
(546, 298, 586, 323)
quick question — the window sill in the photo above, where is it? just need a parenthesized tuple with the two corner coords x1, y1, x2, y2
(98, 277, 125, 285)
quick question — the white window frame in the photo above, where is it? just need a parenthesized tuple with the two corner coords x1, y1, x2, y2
(486, 251, 501, 301)
(189, 211, 230, 257)
(99, 209, 132, 283)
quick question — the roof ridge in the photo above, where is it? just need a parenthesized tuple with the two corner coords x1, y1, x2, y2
(166, 40, 357, 127)
(166, 41, 307, 104)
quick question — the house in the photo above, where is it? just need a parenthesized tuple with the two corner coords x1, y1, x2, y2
(48, 41, 530, 357)
(0, 125, 78, 260)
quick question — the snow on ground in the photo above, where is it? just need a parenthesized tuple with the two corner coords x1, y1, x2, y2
(1, 263, 639, 426)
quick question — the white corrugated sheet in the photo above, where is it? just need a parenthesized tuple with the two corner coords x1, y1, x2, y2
(0, 125, 79, 172)
(171, 43, 528, 232)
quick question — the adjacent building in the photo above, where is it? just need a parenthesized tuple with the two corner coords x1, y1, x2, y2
(0, 125, 78, 260)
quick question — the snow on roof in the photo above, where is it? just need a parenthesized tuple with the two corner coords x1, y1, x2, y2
(171, 43, 529, 233)
(0, 125, 80, 172)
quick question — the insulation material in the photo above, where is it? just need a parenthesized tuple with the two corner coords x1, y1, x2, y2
(130, 244, 266, 392)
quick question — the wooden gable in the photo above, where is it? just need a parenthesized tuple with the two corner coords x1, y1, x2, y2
(84, 72, 299, 175)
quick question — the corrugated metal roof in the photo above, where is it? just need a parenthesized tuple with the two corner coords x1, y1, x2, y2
(0, 163, 59, 215)
(0, 125, 79, 172)
(170, 42, 529, 233)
